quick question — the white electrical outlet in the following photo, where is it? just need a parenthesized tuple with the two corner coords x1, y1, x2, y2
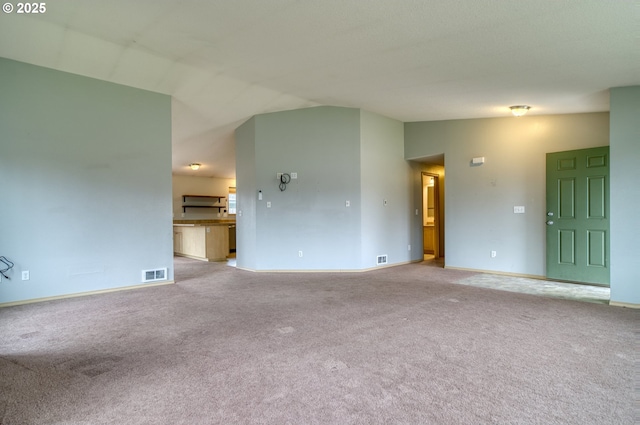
(514, 206, 525, 214)
(291, 172, 297, 179)
(298, 251, 303, 257)
(277, 173, 282, 180)
(346, 200, 350, 207)
(267, 201, 271, 208)
(22, 270, 30, 280)
(491, 251, 497, 258)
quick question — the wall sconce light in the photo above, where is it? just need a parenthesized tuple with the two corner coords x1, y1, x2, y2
(189, 163, 201, 171)
(510, 105, 531, 117)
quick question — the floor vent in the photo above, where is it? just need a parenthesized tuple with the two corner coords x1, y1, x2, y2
(376, 255, 388, 265)
(142, 268, 167, 283)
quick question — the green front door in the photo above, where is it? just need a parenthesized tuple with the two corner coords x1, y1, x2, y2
(546, 146, 610, 286)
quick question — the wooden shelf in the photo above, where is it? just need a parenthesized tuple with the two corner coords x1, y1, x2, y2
(182, 194, 226, 213)
(182, 194, 225, 202)
(182, 205, 226, 212)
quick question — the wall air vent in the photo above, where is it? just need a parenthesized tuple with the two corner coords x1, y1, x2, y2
(376, 255, 388, 265)
(142, 268, 167, 283)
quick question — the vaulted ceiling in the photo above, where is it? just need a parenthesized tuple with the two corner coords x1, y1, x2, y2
(1, 1, 637, 178)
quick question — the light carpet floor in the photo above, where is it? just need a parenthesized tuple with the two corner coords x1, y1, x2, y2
(0, 258, 637, 424)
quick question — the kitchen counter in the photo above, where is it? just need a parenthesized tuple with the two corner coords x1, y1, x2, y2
(173, 221, 234, 261)
(173, 219, 235, 225)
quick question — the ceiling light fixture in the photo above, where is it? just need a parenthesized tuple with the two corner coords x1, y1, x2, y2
(189, 163, 201, 171)
(510, 105, 531, 117)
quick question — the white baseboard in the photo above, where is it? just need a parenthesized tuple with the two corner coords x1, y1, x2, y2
(0, 280, 175, 308)
(236, 259, 420, 273)
(444, 266, 546, 280)
(608, 301, 640, 309)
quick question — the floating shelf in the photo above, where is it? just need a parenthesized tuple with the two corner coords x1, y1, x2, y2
(182, 195, 226, 213)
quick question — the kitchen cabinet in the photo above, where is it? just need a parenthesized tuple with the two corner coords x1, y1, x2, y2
(423, 226, 435, 254)
(173, 223, 229, 261)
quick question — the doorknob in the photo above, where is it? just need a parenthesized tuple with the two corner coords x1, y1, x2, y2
(546, 220, 554, 225)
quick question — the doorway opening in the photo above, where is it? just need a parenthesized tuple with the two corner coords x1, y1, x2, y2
(411, 155, 445, 266)
(422, 172, 440, 260)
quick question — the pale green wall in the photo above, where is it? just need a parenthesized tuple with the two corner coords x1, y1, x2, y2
(405, 113, 610, 277)
(0, 58, 173, 304)
(360, 110, 413, 267)
(609, 86, 640, 305)
(236, 106, 362, 270)
(235, 117, 257, 270)
(235, 106, 413, 270)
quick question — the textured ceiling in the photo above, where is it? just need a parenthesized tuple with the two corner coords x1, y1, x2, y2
(1, 1, 638, 178)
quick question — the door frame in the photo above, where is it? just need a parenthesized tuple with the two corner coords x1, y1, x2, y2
(422, 172, 440, 259)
